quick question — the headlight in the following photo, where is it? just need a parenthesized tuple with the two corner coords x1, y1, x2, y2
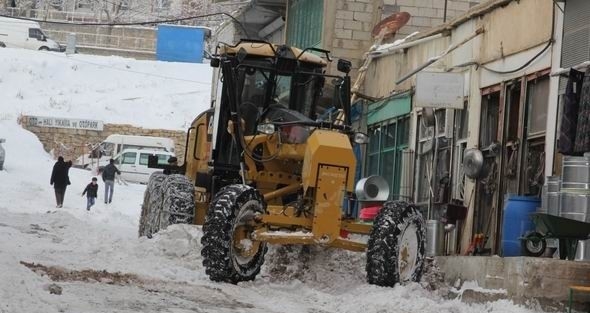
(353, 132, 369, 144)
(257, 123, 276, 135)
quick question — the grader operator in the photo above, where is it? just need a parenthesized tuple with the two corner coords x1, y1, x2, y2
(140, 40, 426, 287)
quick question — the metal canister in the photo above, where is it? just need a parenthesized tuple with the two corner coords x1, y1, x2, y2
(559, 190, 590, 222)
(426, 220, 445, 256)
(575, 239, 590, 261)
(562, 156, 590, 190)
(445, 225, 458, 255)
(541, 176, 560, 215)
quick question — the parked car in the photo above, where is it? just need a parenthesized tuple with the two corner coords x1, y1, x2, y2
(106, 148, 174, 184)
(75, 134, 176, 169)
(0, 138, 5, 170)
(0, 16, 62, 51)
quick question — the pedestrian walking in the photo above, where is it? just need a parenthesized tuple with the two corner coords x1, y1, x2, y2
(102, 159, 121, 204)
(82, 177, 98, 211)
(50, 156, 72, 208)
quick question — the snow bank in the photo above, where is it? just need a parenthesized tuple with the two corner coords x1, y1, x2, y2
(0, 48, 212, 130)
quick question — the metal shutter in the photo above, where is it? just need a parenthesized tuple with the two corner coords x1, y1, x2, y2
(561, 0, 590, 68)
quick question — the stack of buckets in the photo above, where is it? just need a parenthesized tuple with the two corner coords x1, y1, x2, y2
(539, 154, 590, 260)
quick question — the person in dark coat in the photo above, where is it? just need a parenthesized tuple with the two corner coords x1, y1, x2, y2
(50, 156, 72, 208)
(82, 177, 98, 211)
(101, 159, 121, 204)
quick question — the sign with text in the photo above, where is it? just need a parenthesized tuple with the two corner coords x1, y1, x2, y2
(415, 72, 464, 109)
(28, 115, 104, 131)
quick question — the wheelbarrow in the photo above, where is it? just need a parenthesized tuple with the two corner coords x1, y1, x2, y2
(522, 213, 590, 260)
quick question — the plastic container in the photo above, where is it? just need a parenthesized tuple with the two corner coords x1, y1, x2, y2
(501, 195, 540, 257)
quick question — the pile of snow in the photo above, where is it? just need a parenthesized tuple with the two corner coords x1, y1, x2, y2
(0, 48, 212, 130)
(0, 49, 547, 313)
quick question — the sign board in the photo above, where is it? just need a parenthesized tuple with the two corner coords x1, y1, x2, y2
(415, 72, 464, 109)
(27, 115, 104, 131)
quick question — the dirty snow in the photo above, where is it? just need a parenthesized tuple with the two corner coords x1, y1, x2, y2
(0, 48, 546, 312)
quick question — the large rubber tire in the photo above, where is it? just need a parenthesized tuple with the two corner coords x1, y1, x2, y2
(366, 201, 426, 287)
(138, 172, 166, 237)
(138, 174, 194, 237)
(201, 184, 267, 284)
(159, 174, 195, 226)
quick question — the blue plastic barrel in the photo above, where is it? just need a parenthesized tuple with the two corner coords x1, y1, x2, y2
(501, 195, 540, 256)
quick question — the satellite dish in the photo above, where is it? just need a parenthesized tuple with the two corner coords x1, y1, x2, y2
(463, 149, 484, 179)
(372, 12, 411, 39)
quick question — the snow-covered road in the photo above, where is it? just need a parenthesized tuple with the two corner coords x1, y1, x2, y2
(0, 49, 544, 313)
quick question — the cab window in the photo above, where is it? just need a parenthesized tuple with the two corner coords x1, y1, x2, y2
(28, 28, 44, 40)
(121, 152, 137, 165)
(139, 153, 150, 166)
(157, 154, 169, 165)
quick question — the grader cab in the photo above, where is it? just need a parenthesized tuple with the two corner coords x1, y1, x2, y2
(141, 40, 426, 287)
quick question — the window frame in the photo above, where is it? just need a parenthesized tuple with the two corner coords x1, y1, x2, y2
(365, 115, 410, 200)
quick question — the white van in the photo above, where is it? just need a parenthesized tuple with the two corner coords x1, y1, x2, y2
(76, 134, 176, 168)
(0, 16, 62, 51)
(110, 148, 174, 184)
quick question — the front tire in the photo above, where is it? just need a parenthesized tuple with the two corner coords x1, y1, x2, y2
(201, 184, 267, 284)
(366, 201, 426, 287)
(39, 46, 50, 51)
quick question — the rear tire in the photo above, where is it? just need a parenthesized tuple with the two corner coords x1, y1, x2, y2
(160, 174, 195, 226)
(39, 46, 50, 51)
(139, 173, 194, 237)
(201, 184, 267, 284)
(366, 201, 426, 287)
(138, 172, 166, 237)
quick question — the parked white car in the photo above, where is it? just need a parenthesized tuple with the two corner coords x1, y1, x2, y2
(0, 138, 5, 170)
(0, 16, 62, 51)
(109, 148, 174, 184)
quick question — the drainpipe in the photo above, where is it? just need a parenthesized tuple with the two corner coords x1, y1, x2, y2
(545, 1, 564, 176)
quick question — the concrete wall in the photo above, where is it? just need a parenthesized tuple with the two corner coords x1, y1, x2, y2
(18, 115, 186, 163)
(436, 256, 590, 310)
(40, 23, 157, 53)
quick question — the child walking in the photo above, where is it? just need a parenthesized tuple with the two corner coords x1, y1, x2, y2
(82, 177, 99, 211)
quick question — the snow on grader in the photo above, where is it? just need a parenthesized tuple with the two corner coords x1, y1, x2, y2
(140, 40, 426, 287)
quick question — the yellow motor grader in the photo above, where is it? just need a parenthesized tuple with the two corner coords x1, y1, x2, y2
(141, 40, 426, 287)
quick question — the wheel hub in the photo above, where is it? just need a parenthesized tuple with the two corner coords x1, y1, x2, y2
(232, 200, 263, 265)
(398, 223, 418, 282)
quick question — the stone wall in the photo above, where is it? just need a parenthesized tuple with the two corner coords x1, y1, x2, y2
(18, 115, 186, 163)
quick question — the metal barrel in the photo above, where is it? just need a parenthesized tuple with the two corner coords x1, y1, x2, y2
(562, 156, 590, 189)
(540, 176, 560, 216)
(575, 239, 590, 261)
(559, 190, 590, 223)
(425, 220, 445, 257)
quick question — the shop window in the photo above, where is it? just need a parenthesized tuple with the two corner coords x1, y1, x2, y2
(365, 116, 410, 199)
(526, 77, 549, 136)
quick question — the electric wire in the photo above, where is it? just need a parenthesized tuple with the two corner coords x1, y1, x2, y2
(0, 12, 249, 37)
(37, 49, 211, 84)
